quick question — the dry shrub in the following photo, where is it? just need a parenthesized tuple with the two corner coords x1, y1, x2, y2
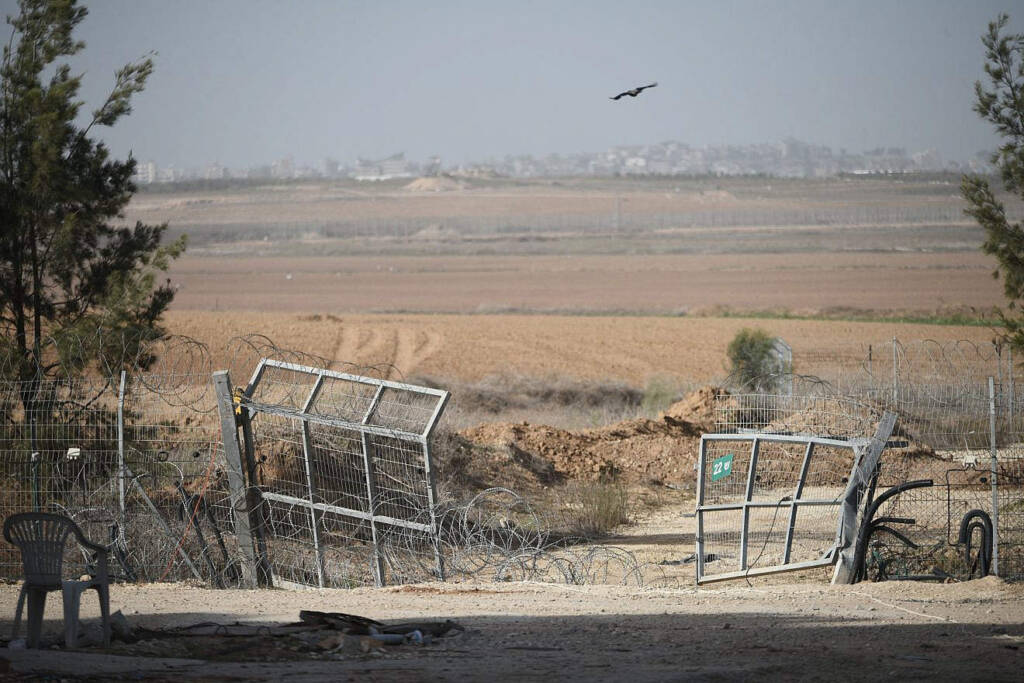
(641, 374, 685, 414)
(556, 480, 633, 540)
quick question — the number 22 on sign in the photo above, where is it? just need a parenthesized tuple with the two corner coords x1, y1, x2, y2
(710, 453, 734, 482)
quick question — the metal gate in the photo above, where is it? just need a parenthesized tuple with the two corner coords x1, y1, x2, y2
(217, 359, 449, 588)
(695, 413, 894, 584)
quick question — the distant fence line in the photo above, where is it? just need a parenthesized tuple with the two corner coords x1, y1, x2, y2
(165, 203, 995, 244)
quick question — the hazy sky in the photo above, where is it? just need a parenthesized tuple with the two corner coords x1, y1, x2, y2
(4, 0, 1021, 168)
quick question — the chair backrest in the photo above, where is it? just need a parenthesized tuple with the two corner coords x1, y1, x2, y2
(3, 512, 79, 588)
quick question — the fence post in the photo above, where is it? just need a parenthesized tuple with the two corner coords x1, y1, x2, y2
(117, 371, 126, 517)
(299, 374, 326, 589)
(360, 384, 387, 588)
(988, 377, 1000, 576)
(213, 371, 259, 588)
(997, 344, 1004, 420)
(832, 411, 898, 584)
(423, 391, 450, 582)
(1009, 346, 1015, 427)
(891, 337, 898, 407)
(29, 374, 39, 512)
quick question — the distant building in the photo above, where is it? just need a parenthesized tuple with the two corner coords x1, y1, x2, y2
(133, 160, 157, 184)
(352, 153, 414, 181)
(204, 162, 227, 180)
(272, 157, 295, 179)
(320, 157, 340, 178)
(157, 166, 181, 183)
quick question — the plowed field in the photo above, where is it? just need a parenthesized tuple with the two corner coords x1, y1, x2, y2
(164, 310, 994, 386)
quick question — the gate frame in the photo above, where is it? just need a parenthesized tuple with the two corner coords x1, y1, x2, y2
(695, 413, 895, 584)
(238, 359, 449, 588)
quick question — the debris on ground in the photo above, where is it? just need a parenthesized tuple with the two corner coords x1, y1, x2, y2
(70, 610, 470, 663)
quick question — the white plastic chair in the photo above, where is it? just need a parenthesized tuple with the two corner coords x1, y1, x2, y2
(3, 512, 111, 648)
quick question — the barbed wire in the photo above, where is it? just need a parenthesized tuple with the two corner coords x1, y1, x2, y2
(3, 331, 1021, 588)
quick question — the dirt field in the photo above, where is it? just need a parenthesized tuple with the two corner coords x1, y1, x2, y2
(164, 310, 996, 387)
(166, 251, 1003, 316)
(150, 175, 1008, 317)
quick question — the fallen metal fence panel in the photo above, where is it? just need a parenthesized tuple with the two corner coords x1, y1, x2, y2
(696, 433, 864, 584)
(230, 359, 449, 589)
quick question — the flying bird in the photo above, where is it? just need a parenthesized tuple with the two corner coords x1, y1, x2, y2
(610, 82, 658, 100)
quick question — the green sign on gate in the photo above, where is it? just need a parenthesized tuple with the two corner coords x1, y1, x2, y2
(711, 453, 734, 482)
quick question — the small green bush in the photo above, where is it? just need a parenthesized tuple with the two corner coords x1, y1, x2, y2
(726, 328, 777, 391)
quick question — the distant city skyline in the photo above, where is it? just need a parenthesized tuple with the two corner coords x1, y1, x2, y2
(131, 136, 988, 184)
(13, 0, 1017, 169)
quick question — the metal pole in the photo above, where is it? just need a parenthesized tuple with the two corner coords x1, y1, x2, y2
(891, 337, 898, 407)
(997, 345, 1004, 420)
(213, 371, 259, 588)
(117, 371, 126, 518)
(988, 377, 1000, 576)
(739, 437, 761, 571)
(360, 384, 387, 587)
(299, 375, 326, 589)
(695, 436, 708, 583)
(28, 374, 39, 511)
(1009, 346, 1015, 427)
(422, 390, 450, 582)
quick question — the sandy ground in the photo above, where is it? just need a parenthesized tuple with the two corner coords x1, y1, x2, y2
(1, 501, 1022, 681)
(1, 578, 1022, 681)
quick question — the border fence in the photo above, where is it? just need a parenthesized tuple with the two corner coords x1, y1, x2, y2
(710, 338, 1024, 583)
(0, 371, 231, 585)
(2, 334, 1023, 588)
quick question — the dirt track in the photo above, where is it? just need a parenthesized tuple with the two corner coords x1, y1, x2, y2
(1, 577, 1022, 681)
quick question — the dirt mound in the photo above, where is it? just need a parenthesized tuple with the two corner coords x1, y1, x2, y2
(661, 385, 727, 432)
(459, 418, 701, 484)
(458, 387, 722, 485)
(403, 176, 466, 192)
(761, 398, 878, 439)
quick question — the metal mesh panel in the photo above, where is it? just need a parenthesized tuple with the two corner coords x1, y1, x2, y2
(239, 359, 447, 588)
(699, 509, 743, 574)
(0, 374, 234, 586)
(696, 434, 857, 583)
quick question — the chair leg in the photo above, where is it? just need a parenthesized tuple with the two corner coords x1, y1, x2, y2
(61, 582, 84, 649)
(12, 585, 27, 640)
(97, 584, 111, 647)
(25, 588, 47, 649)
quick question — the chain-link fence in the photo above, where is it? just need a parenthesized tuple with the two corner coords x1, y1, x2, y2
(715, 338, 1024, 582)
(0, 372, 233, 585)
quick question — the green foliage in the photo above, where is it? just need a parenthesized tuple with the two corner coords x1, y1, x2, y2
(963, 14, 1024, 350)
(726, 327, 777, 391)
(0, 0, 184, 390)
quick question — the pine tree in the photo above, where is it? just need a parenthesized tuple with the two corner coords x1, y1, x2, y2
(963, 14, 1024, 349)
(0, 0, 184, 395)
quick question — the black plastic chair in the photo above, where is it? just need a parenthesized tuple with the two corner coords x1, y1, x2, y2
(3, 512, 111, 648)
